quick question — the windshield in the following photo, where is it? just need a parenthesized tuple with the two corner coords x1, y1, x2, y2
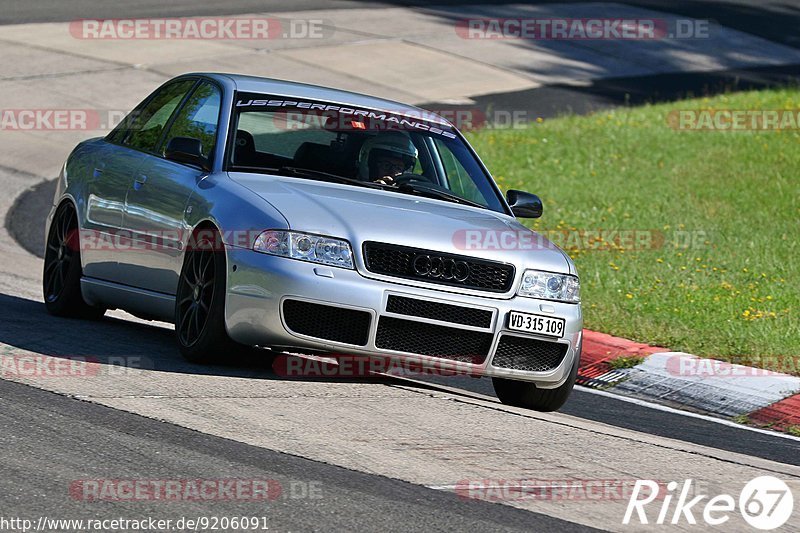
(228, 93, 506, 213)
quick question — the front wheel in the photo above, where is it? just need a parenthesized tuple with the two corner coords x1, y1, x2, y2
(175, 228, 246, 364)
(492, 348, 580, 412)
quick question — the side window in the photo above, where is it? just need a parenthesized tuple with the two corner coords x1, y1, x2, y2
(121, 80, 196, 152)
(160, 81, 222, 160)
(434, 138, 487, 206)
(236, 111, 337, 158)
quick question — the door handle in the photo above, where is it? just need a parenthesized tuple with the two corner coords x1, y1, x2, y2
(133, 175, 147, 190)
(92, 165, 105, 178)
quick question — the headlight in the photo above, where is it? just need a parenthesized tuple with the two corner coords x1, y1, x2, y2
(517, 269, 580, 303)
(253, 230, 354, 269)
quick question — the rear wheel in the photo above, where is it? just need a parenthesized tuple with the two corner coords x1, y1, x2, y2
(175, 228, 244, 364)
(42, 202, 105, 319)
(492, 346, 580, 412)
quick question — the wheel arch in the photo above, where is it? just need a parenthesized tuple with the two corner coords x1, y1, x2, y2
(181, 217, 234, 328)
(46, 195, 80, 244)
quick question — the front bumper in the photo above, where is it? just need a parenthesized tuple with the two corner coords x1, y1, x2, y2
(224, 249, 582, 387)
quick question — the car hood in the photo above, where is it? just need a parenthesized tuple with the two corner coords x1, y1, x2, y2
(229, 172, 572, 275)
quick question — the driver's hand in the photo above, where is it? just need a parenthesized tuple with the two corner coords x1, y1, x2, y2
(373, 175, 396, 186)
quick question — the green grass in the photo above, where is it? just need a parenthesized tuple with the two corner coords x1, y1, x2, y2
(467, 89, 800, 370)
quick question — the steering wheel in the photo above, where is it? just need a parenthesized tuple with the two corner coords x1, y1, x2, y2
(391, 173, 434, 185)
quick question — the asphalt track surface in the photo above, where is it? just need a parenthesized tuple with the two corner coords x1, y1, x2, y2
(2, 0, 800, 50)
(0, 377, 598, 532)
(2, 2, 800, 531)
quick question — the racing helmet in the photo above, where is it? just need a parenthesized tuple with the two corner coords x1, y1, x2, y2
(357, 131, 418, 180)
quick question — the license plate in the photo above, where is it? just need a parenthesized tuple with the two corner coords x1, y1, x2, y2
(508, 311, 565, 337)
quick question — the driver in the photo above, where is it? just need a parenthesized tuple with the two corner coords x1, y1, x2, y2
(357, 131, 418, 185)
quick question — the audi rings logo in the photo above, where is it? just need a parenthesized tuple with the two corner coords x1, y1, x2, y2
(412, 254, 470, 282)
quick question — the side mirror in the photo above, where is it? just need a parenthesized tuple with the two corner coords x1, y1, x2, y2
(506, 189, 543, 218)
(165, 137, 209, 170)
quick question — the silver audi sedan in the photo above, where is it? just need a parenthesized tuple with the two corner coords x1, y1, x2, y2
(44, 73, 582, 411)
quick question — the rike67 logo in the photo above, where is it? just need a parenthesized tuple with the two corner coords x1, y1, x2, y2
(624, 476, 794, 530)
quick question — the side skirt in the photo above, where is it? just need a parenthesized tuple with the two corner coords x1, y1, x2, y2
(81, 277, 175, 322)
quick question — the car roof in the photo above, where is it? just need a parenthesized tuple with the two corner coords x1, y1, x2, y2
(186, 72, 453, 127)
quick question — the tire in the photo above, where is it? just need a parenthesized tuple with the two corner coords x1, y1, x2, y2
(492, 345, 581, 412)
(42, 202, 105, 319)
(174, 227, 245, 364)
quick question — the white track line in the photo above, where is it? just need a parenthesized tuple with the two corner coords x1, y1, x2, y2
(384, 371, 800, 442)
(576, 385, 800, 442)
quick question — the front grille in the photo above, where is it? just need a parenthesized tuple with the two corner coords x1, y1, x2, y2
(283, 299, 371, 346)
(363, 242, 514, 293)
(375, 316, 492, 363)
(386, 295, 493, 328)
(491, 335, 569, 372)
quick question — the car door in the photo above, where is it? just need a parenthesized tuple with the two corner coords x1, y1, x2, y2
(121, 80, 222, 295)
(81, 142, 143, 282)
(83, 79, 197, 283)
